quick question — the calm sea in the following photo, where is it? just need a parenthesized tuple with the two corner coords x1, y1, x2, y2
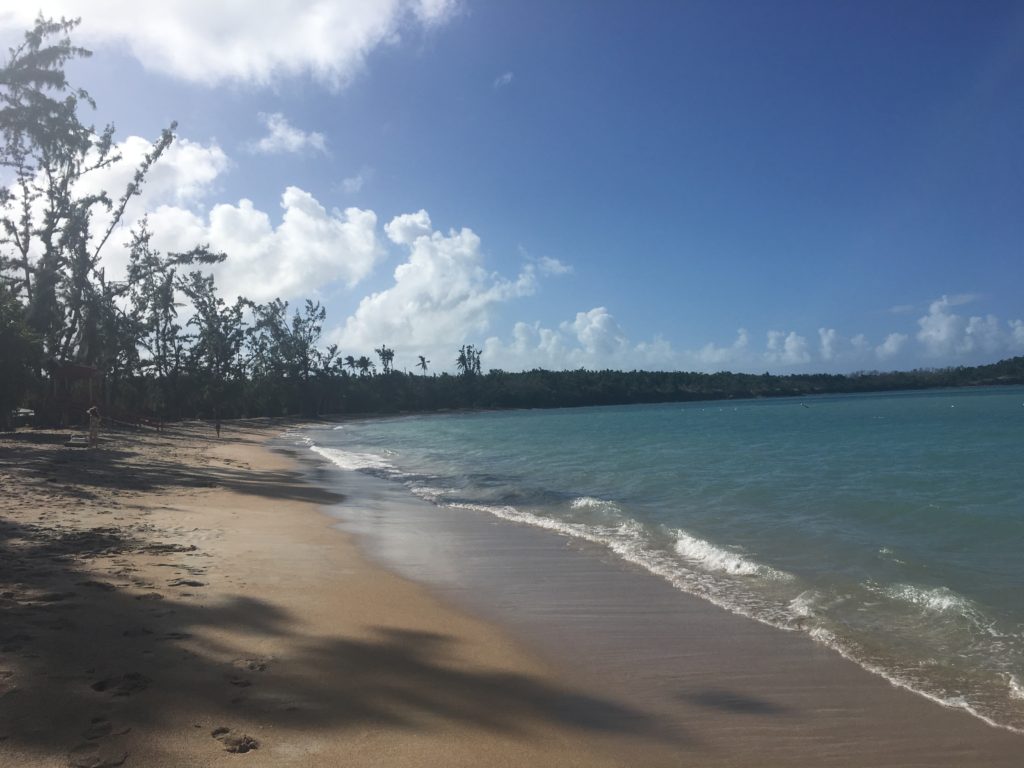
(293, 386, 1024, 731)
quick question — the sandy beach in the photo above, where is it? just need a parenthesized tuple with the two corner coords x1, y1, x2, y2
(2, 421, 1022, 767)
(0, 422, 648, 767)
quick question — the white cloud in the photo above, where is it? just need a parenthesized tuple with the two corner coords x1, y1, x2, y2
(334, 211, 536, 355)
(77, 135, 230, 213)
(141, 188, 384, 303)
(765, 330, 810, 366)
(537, 256, 572, 275)
(384, 209, 434, 245)
(875, 333, 907, 360)
(1, 1, 459, 88)
(35, 133, 229, 279)
(341, 167, 374, 194)
(818, 327, 838, 361)
(483, 308, 679, 372)
(493, 71, 514, 89)
(917, 296, 966, 356)
(247, 113, 326, 155)
(693, 329, 749, 368)
(1010, 320, 1024, 351)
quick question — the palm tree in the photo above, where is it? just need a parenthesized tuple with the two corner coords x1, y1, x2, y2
(417, 355, 429, 375)
(374, 344, 395, 375)
(343, 355, 356, 374)
(355, 355, 375, 376)
(456, 345, 481, 377)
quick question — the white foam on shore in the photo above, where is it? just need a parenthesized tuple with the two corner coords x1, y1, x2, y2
(884, 584, 975, 614)
(1007, 674, 1024, 701)
(673, 529, 790, 579)
(807, 627, 1024, 735)
(310, 445, 394, 472)
(444, 501, 796, 629)
(570, 496, 619, 511)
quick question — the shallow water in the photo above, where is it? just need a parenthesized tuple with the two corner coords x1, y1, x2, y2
(292, 386, 1024, 731)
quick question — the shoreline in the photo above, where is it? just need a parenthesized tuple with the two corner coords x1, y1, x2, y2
(0, 422, 653, 767)
(3, 419, 1022, 766)
(288, 425, 1024, 766)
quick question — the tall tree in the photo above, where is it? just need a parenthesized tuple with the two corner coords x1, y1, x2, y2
(456, 344, 482, 377)
(0, 16, 176, 368)
(417, 355, 429, 375)
(375, 344, 395, 375)
(179, 270, 244, 420)
(0, 283, 38, 427)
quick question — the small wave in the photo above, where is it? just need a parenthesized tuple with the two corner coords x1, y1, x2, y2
(789, 589, 822, 618)
(1007, 675, 1024, 701)
(807, 627, 1024, 735)
(674, 529, 790, 579)
(883, 584, 977, 615)
(410, 485, 457, 502)
(310, 445, 393, 472)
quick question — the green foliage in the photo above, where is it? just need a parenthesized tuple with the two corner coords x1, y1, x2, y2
(0, 284, 38, 426)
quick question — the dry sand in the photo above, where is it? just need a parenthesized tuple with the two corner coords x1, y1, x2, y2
(0, 422, 652, 767)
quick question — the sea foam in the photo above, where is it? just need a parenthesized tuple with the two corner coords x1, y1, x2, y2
(310, 445, 393, 472)
(673, 529, 789, 579)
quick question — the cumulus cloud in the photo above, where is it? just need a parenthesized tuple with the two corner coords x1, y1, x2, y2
(765, 330, 810, 366)
(0, 1, 459, 88)
(77, 135, 230, 213)
(334, 211, 536, 354)
(201, 189, 382, 301)
(916, 295, 1006, 357)
(16, 133, 230, 278)
(483, 308, 678, 372)
(384, 209, 434, 245)
(818, 327, 838, 361)
(875, 333, 908, 360)
(1011, 320, 1024, 350)
(693, 329, 749, 368)
(247, 113, 327, 155)
(493, 71, 514, 89)
(134, 188, 385, 303)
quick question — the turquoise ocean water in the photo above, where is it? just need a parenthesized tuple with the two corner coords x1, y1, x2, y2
(296, 387, 1024, 731)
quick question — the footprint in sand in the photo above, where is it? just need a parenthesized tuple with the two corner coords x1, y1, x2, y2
(167, 579, 205, 588)
(67, 742, 128, 768)
(76, 580, 116, 592)
(133, 592, 163, 601)
(121, 627, 153, 638)
(90, 672, 150, 696)
(159, 631, 192, 641)
(211, 726, 259, 753)
(83, 716, 131, 740)
(231, 658, 271, 673)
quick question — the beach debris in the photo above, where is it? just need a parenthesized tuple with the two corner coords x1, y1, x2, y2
(211, 726, 259, 753)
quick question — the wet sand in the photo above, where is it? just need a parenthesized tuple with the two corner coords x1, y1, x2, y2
(299, 440, 1024, 767)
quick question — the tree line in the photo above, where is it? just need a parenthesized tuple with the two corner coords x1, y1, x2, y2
(2, 17, 1022, 430)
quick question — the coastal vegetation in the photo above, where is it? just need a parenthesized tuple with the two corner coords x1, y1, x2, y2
(2, 17, 1023, 428)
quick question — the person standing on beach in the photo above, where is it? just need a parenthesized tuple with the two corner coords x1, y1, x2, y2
(86, 406, 100, 447)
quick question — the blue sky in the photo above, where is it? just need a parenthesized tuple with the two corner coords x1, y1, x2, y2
(3, 1, 1022, 372)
